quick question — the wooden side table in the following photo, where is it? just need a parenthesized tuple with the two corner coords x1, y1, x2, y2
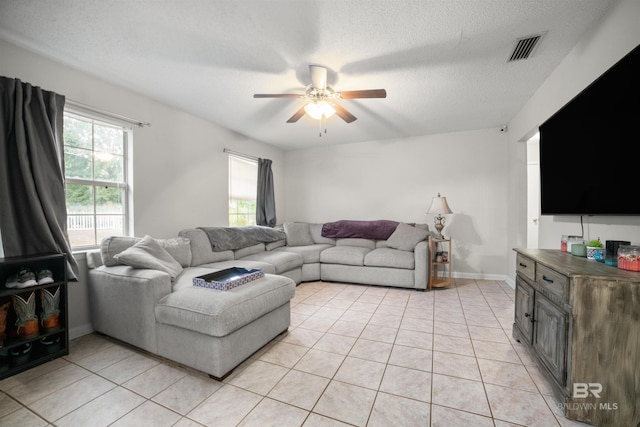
(428, 236, 452, 289)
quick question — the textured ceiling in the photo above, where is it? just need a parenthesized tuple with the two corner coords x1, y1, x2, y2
(0, 0, 618, 150)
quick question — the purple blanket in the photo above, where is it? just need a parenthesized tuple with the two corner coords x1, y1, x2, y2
(321, 220, 399, 240)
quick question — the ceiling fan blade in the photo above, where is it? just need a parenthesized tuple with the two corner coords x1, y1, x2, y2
(339, 89, 387, 99)
(286, 106, 307, 123)
(333, 104, 357, 123)
(309, 65, 327, 90)
(253, 94, 301, 98)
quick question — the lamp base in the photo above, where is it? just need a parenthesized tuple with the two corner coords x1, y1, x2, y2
(434, 215, 446, 239)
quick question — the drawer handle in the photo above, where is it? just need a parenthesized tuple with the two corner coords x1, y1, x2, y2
(542, 275, 554, 284)
(519, 263, 527, 268)
(524, 312, 534, 323)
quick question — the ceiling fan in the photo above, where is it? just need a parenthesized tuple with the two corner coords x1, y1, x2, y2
(253, 65, 386, 126)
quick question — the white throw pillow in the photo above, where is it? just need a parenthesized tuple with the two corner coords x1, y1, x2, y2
(386, 222, 430, 251)
(114, 235, 183, 279)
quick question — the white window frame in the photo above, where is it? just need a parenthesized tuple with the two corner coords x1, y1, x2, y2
(228, 154, 258, 227)
(63, 110, 134, 249)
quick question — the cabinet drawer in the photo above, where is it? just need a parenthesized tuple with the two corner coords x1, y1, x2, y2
(536, 264, 568, 302)
(516, 254, 536, 282)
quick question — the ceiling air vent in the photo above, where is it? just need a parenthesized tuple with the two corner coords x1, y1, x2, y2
(507, 33, 546, 62)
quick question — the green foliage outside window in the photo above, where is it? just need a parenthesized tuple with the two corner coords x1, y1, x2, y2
(229, 199, 256, 226)
(64, 116, 124, 184)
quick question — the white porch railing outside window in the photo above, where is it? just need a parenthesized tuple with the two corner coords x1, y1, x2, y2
(67, 214, 123, 231)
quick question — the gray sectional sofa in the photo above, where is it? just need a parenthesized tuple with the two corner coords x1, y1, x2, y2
(86, 220, 432, 378)
(87, 233, 297, 379)
(177, 221, 433, 289)
(274, 221, 432, 289)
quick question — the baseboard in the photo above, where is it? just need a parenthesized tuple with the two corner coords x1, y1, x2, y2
(69, 323, 94, 340)
(503, 276, 515, 288)
(453, 272, 509, 282)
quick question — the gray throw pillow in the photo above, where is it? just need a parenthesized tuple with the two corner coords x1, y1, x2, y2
(101, 236, 141, 266)
(284, 222, 314, 246)
(386, 222, 430, 251)
(101, 236, 192, 267)
(157, 237, 192, 267)
(114, 235, 183, 279)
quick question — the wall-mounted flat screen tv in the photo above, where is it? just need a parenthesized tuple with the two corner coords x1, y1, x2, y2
(539, 43, 640, 215)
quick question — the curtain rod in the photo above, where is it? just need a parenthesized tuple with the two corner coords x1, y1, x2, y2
(65, 99, 151, 127)
(223, 148, 260, 162)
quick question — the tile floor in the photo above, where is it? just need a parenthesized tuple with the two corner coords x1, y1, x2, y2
(0, 279, 592, 427)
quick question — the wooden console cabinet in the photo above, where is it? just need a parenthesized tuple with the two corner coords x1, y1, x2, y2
(513, 248, 639, 427)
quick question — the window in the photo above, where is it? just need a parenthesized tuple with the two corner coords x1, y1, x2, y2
(63, 112, 131, 248)
(228, 155, 257, 226)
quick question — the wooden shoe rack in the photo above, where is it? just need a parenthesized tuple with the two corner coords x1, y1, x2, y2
(0, 253, 69, 379)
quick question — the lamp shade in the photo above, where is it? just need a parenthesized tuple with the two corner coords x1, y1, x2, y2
(427, 193, 453, 215)
(304, 101, 335, 120)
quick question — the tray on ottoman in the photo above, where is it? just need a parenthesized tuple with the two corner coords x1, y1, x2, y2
(192, 267, 264, 291)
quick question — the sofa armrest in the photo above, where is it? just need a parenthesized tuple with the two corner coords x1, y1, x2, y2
(86, 249, 104, 269)
(88, 266, 172, 352)
(414, 241, 428, 290)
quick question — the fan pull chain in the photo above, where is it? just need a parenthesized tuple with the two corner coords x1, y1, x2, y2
(319, 115, 327, 137)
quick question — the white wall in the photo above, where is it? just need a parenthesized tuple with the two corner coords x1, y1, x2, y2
(284, 129, 510, 280)
(0, 38, 286, 238)
(506, 0, 640, 280)
(0, 38, 285, 337)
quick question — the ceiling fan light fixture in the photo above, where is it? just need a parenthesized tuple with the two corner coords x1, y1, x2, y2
(254, 65, 386, 125)
(304, 101, 335, 120)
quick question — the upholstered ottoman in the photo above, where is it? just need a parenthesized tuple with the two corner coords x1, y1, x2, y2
(154, 273, 295, 379)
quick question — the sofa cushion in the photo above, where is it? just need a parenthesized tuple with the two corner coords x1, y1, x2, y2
(158, 237, 192, 267)
(113, 235, 183, 279)
(240, 251, 303, 274)
(155, 274, 295, 337)
(284, 222, 314, 246)
(101, 236, 139, 266)
(198, 226, 286, 251)
(100, 236, 192, 267)
(275, 244, 333, 264)
(86, 250, 104, 269)
(234, 243, 265, 259)
(364, 248, 415, 269)
(266, 240, 286, 251)
(336, 238, 376, 249)
(320, 246, 371, 266)
(386, 222, 429, 251)
(179, 229, 234, 266)
(172, 267, 222, 291)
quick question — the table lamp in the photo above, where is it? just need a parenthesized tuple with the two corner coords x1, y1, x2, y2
(427, 193, 453, 239)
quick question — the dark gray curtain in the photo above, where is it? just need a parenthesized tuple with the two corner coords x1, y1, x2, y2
(0, 77, 79, 280)
(256, 158, 276, 227)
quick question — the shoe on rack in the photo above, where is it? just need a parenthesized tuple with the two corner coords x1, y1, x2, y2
(11, 292, 39, 339)
(9, 342, 33, 366)
(5, 268, 37, 289)
(36, 269, 54, 285)
(40, 287, 61, 330)
(0, 301, 9, 347)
